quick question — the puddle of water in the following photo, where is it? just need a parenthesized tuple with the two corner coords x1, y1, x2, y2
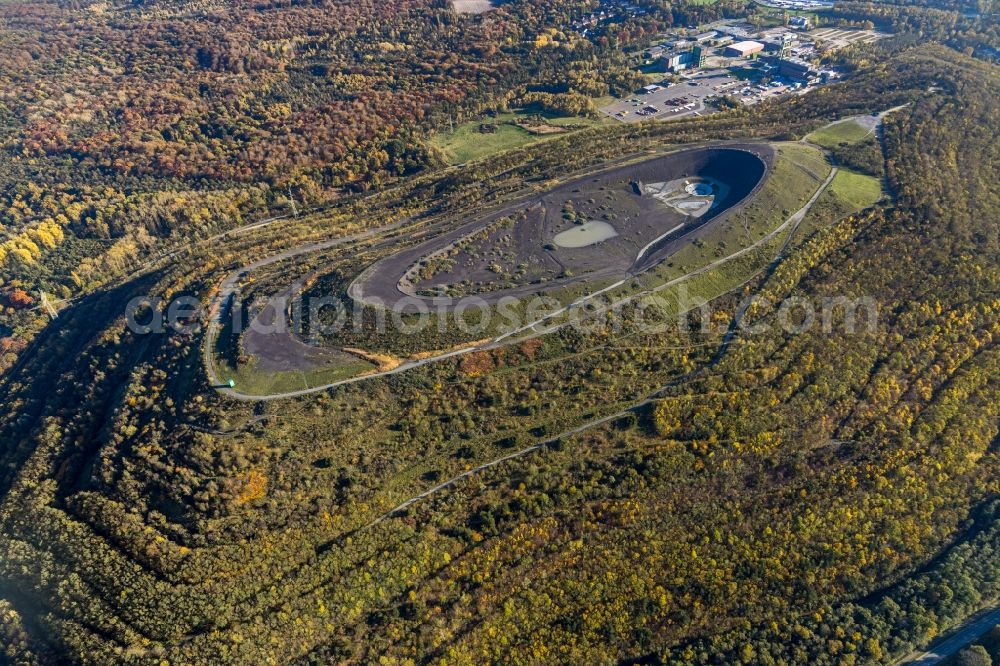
(649, 177, 729, 218)
(552, 220, 619, 248)
(686, 182, 714, 196)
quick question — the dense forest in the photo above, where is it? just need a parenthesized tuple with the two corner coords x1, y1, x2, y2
(0, 30, 996, 663)
(0, 0, 998, 663)
(0, 0, 650, 371)
(0, 0, 708, 379)
(829, 1, 999, 56)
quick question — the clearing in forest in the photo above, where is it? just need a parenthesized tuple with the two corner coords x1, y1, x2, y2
(452, 0, 496, 14)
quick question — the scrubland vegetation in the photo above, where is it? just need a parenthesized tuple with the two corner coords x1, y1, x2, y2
(0, 0, 996, 663)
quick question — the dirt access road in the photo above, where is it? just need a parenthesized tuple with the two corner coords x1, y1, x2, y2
(348, 145, 771, 311)
(203, 217, 415, 388)
(206, 155, 833, 402)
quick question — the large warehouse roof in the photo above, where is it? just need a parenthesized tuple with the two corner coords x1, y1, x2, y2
(730, 40, 765, 51)
(725, 40, 766, 57)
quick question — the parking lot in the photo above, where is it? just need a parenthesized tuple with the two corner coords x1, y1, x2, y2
(737, 78, 798, 105)
(599, 69, 742, 123)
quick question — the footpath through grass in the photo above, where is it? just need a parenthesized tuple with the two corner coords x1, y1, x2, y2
(794, 168, 884, 241)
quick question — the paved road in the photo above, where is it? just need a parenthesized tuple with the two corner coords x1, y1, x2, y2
(901, 605, 1000, 665)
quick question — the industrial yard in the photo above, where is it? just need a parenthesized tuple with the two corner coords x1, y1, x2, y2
(599, 19, 887, 124)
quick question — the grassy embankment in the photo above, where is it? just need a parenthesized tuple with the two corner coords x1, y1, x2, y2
(221, 137, 889, 394)
(429, 108, 610, 164)
(224, 358, 374, 396)
(597, 142, 834, 318)
(794, 116, 886, 239)
(805, 117, 872, 147)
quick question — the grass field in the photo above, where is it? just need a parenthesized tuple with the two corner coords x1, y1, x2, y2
(430, 121, 533, 164)
(793, 168, 884, 241)
(828, 168, 882, 209)
(806, 118, 872, 148)
(429, 110, 607, 164)
(214, 354, 374, 396)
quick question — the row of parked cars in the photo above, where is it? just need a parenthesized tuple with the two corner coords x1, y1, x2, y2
(739, 80, 805, 105)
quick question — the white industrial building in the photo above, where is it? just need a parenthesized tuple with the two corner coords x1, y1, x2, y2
(725, 40, 765, 57)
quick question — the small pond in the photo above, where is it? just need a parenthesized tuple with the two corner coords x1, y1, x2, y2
(552, 220, 619, 248)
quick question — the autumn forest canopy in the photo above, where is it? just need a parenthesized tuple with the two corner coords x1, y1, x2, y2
(0, 0, 997, 663)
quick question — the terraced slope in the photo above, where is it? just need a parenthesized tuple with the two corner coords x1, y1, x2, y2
(0, 47, 996, 665)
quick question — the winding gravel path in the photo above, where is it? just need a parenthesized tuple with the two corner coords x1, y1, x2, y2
(203, 150, 804, 402)
(205, 159, 837, 404)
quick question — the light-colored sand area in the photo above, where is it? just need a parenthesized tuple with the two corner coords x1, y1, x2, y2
(552, 220, 619, 248)
(453, 0, 495, 13)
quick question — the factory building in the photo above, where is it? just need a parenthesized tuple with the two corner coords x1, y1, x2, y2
(662, 45, 707, 72)
(763, 33, 796, 57)
(778, 57, 815, 80)
(725, 40, 765, 58)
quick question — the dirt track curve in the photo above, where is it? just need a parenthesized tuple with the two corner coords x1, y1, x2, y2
(205, 157, 836, 401)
